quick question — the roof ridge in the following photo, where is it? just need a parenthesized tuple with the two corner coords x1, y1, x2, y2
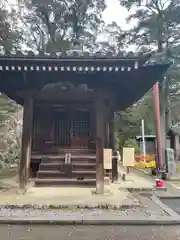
(0, 50, 151, 62)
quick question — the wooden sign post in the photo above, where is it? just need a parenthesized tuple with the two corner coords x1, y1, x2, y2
(103, 148, 112, 170)
(122, 147, 135, 173)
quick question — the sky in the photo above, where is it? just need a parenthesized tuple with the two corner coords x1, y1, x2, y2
(103, 0, 170, 29)
(102, 0, 130, 29)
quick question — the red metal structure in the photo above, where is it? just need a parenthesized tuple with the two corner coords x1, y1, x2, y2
(153, 82, 164, 172)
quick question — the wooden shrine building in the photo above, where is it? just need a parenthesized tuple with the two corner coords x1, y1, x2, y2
(0, 52, 169, 193)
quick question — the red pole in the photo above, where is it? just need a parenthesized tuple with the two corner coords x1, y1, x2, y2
(153, 82, 163, 171)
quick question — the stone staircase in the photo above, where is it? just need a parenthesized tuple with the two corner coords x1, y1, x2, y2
(34, 152, 96, 187)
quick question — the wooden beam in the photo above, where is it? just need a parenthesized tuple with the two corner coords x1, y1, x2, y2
(109, 109, 114, 149)
(95, 97, 105, 194)
(19, 96, 33, 193)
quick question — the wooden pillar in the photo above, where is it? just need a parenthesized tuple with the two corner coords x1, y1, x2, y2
(95, 97, 104, 194)
(19, 96, 33, 192)
(90, 106, 96, 149)
(107, 107, 118, 181)
(109, 110, 114, 149)
(104, 104, 109, 148)
(106, 121, 110, 148)
(112, 112, 118, 182)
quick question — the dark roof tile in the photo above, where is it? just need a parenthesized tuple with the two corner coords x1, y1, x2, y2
(0, 50, 151, 62)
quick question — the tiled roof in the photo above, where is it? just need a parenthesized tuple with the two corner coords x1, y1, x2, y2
(0, 51, 151, 73)
(0, 50, 150, 59)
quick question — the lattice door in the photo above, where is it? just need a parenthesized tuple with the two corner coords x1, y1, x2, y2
(55, 110, 90, 149)
(71, 110, 90, 149)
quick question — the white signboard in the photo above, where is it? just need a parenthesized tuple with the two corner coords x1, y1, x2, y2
(122, 147, 135, 167)
(103, 148, 112, 169)
(166, 148, 176, 175)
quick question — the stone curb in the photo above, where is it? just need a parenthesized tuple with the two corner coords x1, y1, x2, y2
(0, 218, 180, 225)
(151, 195, 180, 217)
(82, 218, 180, 225)
(0, 219, 82, 225)
(125, 187, 155, 192)
(0, 203, 140, 210)
(159, 196, 180, 199)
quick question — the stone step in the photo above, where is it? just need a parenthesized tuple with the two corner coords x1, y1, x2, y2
(39, 162, 96, 171)
(41, 157, 96, 164)
(31, 151, 95, 160)
(37, 170, 96, 179)
(53, 149, 96, 154)
(35, 178, 96, 187)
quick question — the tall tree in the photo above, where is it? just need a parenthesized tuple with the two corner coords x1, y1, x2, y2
(0, 1, 26, 167)
(0, 1, 23, 52)
(119, 0, 180, 115)
(22, 0, 106, 53)
(120, 0, 180, 55)
(117, 90, 155, 146)
(107, 0, 180, 147)
(0, 0, 22, 121)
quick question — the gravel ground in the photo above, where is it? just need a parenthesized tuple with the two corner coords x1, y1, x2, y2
(0, 202, 167, 220)
(1, 225, 180, 240)
(0, 195, 169, 219)
(0, 197, 168, 219)
(0, 208, 159, 219)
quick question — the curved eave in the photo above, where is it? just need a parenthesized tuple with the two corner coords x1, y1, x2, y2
(115, 63, 170, 110)
(0, 54, 151, 71)
(0, 62, 170, 110)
